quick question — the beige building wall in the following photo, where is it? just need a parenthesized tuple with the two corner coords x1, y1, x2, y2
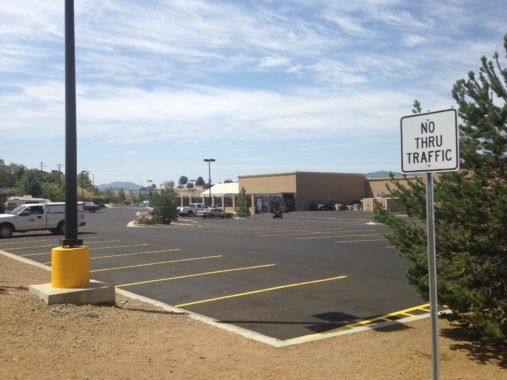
(238, 172, 297, 194)
(295, 172, 367, 211)
(239, 172, 368, 212)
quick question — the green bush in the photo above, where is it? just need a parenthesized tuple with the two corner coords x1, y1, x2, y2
(150, 188, 178, 224)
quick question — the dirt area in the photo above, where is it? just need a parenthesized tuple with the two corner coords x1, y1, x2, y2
(1, 253, 505, 379)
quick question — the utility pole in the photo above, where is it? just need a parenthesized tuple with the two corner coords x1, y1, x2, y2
(56, 164, 63, 188)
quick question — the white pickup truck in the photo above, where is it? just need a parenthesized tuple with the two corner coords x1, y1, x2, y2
(0, 202, 86, 238)
(177, 203, 209, 217)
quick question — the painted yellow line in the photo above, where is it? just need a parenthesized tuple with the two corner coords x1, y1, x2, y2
(117, 263, 276, 288)
(88, 243, 149, 250)
(258, 230, 351, 238)
(0, 236, 99, 247)
(9, 239, 121, 251)
(8, 244, 64, 251)
(42, 248, 183, 265)
(90, 248, 182, 260)
(176, 275, 348, 308)
(21, 243, 149, 257)
(295, 232, 380, 240)
(90, 255, 222, 272)
(0, 238, 64, 246)
(301, 303, 430, 339)
(334, 238, 387, 244)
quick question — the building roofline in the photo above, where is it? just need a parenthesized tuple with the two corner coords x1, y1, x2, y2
(238, 171, 366, 179)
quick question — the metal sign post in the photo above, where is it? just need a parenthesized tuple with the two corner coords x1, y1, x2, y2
(425, 172, 439, 380)
(400, 109, 459, 380)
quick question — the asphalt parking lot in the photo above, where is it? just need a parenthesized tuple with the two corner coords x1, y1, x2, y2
(0, 207, 426, 342)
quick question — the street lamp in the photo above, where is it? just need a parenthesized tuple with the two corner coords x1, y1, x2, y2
(189, 179, 196, 202)
(203, 159, 215, 206)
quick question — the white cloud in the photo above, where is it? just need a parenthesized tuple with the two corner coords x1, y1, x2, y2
(257, 56, 291, 69)
(402, 34, 427, 47)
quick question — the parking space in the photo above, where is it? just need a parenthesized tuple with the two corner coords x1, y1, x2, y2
(0, 207, 425, 342)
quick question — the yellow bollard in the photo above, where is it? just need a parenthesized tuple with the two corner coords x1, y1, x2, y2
(51, 246, 90, 288)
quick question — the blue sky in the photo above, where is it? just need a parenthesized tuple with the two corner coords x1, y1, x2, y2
(1, 0, 505, 187)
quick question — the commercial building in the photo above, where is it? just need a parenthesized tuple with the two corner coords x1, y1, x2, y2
(238, 172, 367, 212)
(175, 171, 418, 214)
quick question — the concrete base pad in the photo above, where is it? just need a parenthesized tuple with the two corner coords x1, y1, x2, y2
(29, 280, 115, 305)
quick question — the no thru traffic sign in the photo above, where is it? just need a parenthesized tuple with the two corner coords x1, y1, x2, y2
(400, 109, 459, 173)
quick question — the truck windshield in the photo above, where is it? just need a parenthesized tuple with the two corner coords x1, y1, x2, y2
(10, 205, 27, 215)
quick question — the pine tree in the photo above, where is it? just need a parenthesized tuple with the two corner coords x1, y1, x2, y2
(235, 187, 250, 217)
(375, 34, 507, 343)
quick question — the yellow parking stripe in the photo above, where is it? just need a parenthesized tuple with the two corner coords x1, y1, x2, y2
(295, 232, 380, 240)
(117, 263, 276, 288)
(42, 248, 183, 265)
(90, 255, 222, 272)
(20, 242, 148, 257)
(0, 236, 100, 247)
(176, 275, 348, 308)
(334, 238, 387, 244)
(90, 248, 182, 260)
(87, 243, 149, 250)
(9, 239, 121, 251)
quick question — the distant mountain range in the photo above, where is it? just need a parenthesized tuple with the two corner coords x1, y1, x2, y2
(366, 171, 403, 178)
(97, 181, 142, 191)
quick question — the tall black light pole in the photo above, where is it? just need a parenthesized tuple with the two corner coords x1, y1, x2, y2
(64, 0, 80, 247)
(203, 159, 215, 206)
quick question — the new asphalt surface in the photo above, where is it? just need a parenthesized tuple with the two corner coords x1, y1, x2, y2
(1, 207, 425, 341)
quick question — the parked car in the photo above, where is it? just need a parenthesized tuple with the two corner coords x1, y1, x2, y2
(197, 207, 233, 219)
(83, 202, 101, 213)
(311, 202, 336, 211)
(178, 203, 209, 216)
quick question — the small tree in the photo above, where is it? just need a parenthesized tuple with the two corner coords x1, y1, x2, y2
(235, 187, 249, 217)
(117, 189, 127, 204)
(375, 35, 507, 343)
(14, 169, 43, 197)
(41, 182, 65, 201)
(224, 178, 234, 183)
(195, 176, 205, 186)
(178, 176, 188, 186)
(150, 188, 178, 224)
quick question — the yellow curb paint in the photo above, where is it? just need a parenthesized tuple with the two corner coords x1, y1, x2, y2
(51, 246, 90, 288)
(301, 303, 430, 339)
(90, 255, 222, 272)
(176, 275, 348, 308)
(117, 263, 276, 288)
